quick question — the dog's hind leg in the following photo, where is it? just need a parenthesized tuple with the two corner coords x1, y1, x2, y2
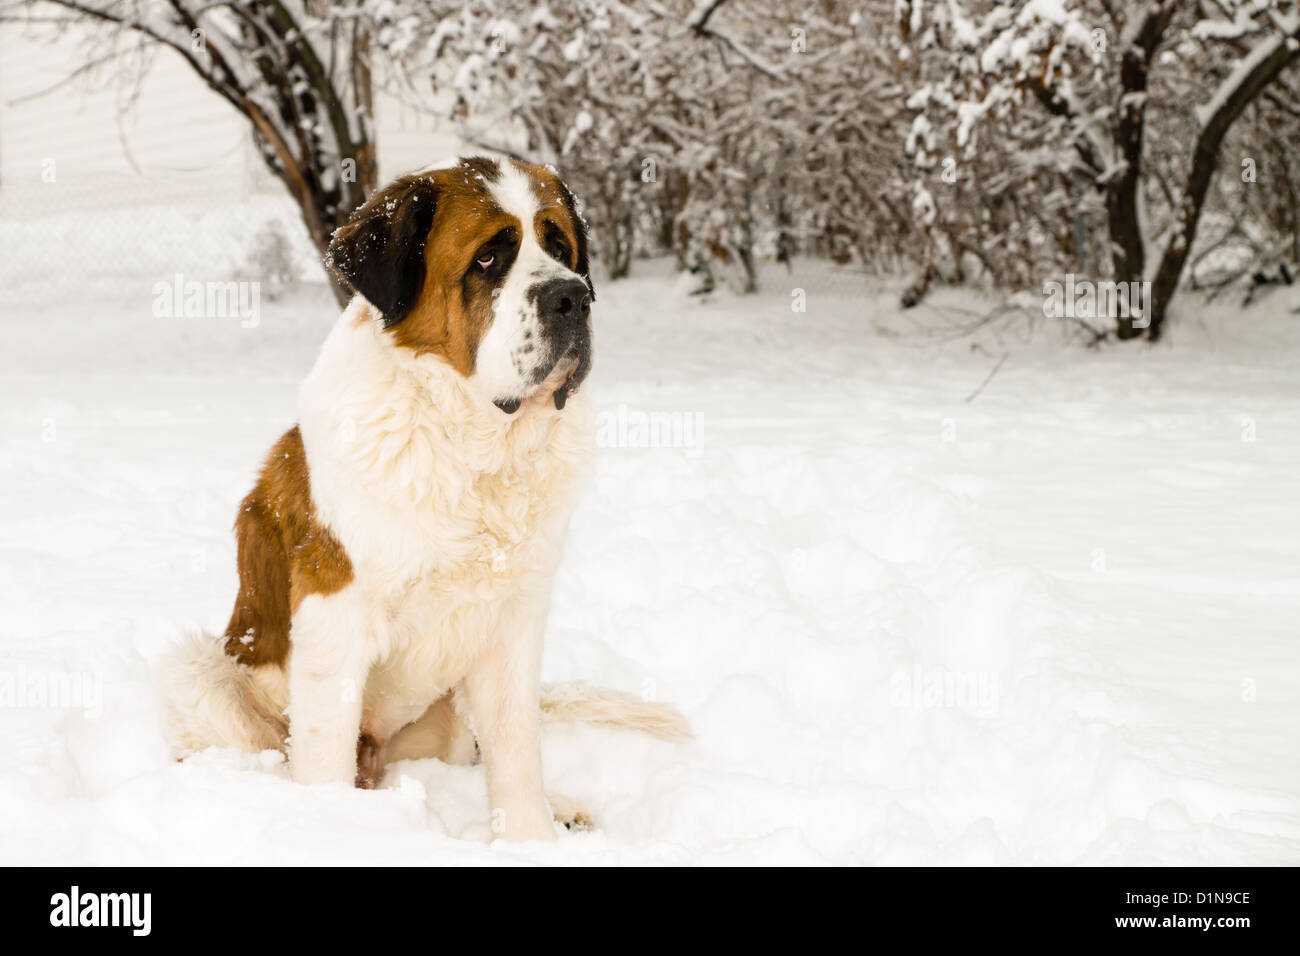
(355, 732, 384, 789)
(381, 691, 478, 768)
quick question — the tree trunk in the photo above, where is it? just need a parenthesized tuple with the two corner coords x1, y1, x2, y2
(1146, 28, 1300, 340)
(611, 211, 635, 280)
(1108, 2, 1176, 339)
(298, 203, 352, 307)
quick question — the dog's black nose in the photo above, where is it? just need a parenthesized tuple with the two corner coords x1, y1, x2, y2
(538, 278, 591, 326)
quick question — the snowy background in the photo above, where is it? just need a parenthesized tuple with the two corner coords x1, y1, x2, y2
(2, 0, 1299, 865)
(2, 263, 1298, 864)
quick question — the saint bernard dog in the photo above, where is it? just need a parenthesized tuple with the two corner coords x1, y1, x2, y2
(158, 156, 690, 842)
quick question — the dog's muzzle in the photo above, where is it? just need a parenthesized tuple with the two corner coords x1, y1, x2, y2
(537, 277, 592, 410)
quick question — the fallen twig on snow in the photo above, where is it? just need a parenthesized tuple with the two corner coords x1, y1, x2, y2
(964, 351, 1009, 403)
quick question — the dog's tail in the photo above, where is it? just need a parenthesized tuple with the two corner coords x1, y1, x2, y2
(155, 631, 287, 757)
(539, 681, 693, 742)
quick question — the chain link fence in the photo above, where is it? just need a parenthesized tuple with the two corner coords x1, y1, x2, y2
(0, 165, 325, 298)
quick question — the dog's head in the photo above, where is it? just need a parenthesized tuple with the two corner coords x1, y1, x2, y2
(326, 156, 594, 414)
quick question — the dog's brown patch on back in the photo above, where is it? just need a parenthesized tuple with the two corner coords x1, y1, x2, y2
(223, 426, 353, 666)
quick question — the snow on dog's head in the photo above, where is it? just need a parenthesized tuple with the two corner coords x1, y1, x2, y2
(326, 156, 594, 413)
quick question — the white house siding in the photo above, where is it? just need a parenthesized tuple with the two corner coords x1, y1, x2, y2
(0, 22, 460, 292)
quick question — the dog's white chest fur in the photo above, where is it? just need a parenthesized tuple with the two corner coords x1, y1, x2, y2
(297, 299, 594, 730)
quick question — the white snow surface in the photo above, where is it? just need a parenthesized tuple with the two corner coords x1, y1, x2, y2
(1, 261, 1298, 865)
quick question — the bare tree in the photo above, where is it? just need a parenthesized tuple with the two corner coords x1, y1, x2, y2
(911, 0, 1300, 340)
(3, 0, 381, 304)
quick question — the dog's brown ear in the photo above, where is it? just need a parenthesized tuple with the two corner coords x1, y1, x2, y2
(326, 175, 438, 327)
(556, 177, 595, 302)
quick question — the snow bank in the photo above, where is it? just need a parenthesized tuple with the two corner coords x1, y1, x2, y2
(1, 261, 1297, 864)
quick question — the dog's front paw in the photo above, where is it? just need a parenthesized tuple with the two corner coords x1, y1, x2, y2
(548, 793, 594, 832)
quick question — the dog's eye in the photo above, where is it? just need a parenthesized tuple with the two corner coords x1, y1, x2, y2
(548, 240, 569, 264)
(475, 254, 495, 271)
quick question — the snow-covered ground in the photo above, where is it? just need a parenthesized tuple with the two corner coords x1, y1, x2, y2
(2, 260, 1298, 865)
